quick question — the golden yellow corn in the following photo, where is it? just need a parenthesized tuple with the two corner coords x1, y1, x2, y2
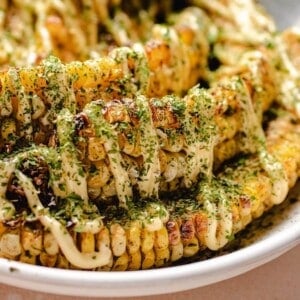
(0, 112, 298, 270)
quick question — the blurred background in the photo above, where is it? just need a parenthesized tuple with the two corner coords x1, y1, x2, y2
(261, 0, 300, 29)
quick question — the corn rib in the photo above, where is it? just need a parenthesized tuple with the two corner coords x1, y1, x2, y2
(0, 112, 298, 269)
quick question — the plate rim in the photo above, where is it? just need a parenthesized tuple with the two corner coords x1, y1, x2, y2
(0, 210, 299, 297)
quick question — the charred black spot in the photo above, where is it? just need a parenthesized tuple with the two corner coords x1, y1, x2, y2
(6, 177, 28, 213)
(208, 54, 221, 71)
(74, 112, 89, 132)
(6, 157, 57, 213)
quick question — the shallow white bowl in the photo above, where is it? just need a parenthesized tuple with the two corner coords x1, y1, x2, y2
(0, 1, 299, 297)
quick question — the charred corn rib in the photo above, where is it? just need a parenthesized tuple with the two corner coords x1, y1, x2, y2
(0, 49, 277, 205)
(273, 28, 300, 117)
(0, 6, 209, 98)
(191, 0, 276, 66)
(0, 0, 175, 67)
(0, 47, 295, 269)
(0, 112, 299, 270)
(192, 0, 300, 119)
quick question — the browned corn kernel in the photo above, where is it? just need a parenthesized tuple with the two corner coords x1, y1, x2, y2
(43, 231, 59, 256)
(21, 226, 43, 256)
(183, 237, 199, 258)
(0, 229, 22, 259)
(166, 220, 181, 246)
(79, 232, 95, 253)
(112, 252, 129, 271)
(142, 249, 155, 270)
(126, 221, 141, 254)
(88, 137, 106, 161)
(39, 252, 57, 267)
(180, 219, 199, 257)
(56, 253, 70, 269)
(193, 212, 209, 247)
(128, 251, 142, 270)
(19, 251, 36, 265)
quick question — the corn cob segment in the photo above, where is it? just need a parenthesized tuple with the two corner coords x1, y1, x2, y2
(0, 0, 175, 67)
(0, 6, 210, 100)
(0, 42, 292, 270)
(192, 0, 300, 120)
(0, 112, 299, 269)
(190, 0, 276, 66)
(0, 47, 278, 210)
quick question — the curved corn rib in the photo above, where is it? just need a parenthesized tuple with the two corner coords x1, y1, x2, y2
(0, 6, 210, 99)
(0, 48, 278, 205)
(0, 112, 299, 270)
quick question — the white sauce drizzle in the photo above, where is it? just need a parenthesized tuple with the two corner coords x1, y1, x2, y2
(42, 56, 76, 125)
(6, 146, 101, 234)
(110, 45, 150, 95)
(139, 202, 169, 232)
(237, 78, 289, 205)
(43, 148, 67, 199)
(183, 87, 217, 187)
(0, 73, 13, 117)
(7, 68, 33, 139)
(57, 109, 88, 203)
(201, 181, 233, 251)
(132, 43, 150, 95)
(84, 102, 132, 208)
(229, 0, 275, 44)
(0, 161, 16, 221)
(275, 32, 300, 117)
(16, 170, 111, 269)
(135, 95, 160, 198)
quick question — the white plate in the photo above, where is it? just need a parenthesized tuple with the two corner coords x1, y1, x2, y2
(0, 1, 299, 297)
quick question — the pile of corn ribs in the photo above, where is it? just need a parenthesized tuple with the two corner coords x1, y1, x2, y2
(0, 0, 299, 271)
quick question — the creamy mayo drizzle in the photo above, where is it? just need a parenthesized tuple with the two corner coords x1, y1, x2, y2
(2, 145, 102, 235)
(7, 68, 33, 140)
(43, 149, 67, 199)
(199, 0, 275, 45)
(183, 87, 217, 187)
(201, 181, 232, 251)
(84, 102, 132, 208)
(228, 0, 275, 44)
(138, 202, 169, 232)
(16, 170, 111, 269)
(132, 43, 150, 95)
(237, 78, 289, 205)
(0, 140, 107, 265)
(135, 95, 160, 198)
(42, 56, 76, 125)
(110, 44, 150, 96)
(0, 161, 16, 221)
(275, 32, 300, 117)
(0, 73, 13, 117)
(57, 109, 88, 203)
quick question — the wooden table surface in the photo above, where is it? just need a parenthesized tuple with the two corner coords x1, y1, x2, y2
(0, 244, 299, 300)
